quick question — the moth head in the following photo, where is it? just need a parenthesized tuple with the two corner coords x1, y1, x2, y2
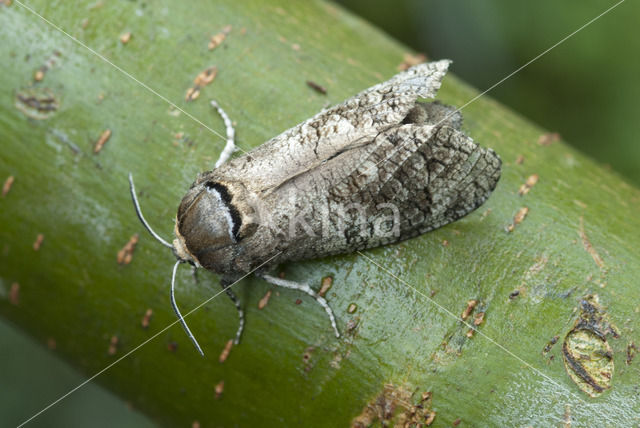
(173, 180, 239, 269)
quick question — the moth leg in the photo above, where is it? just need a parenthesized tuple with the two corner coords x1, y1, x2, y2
(210, 100, 236, 168)
(260, 274, 340, 338)
(191, 265, 199, 284)
(220, 280, 245, 344)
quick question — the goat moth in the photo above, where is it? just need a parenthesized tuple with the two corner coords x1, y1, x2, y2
(131, 59, 502, 355)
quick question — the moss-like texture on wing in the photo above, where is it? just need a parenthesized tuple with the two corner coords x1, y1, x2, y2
(1, 1, 639, 426)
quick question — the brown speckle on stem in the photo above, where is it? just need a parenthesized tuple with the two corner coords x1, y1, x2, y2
(518, 174, 539, 196)
(47, 337, 57, 350)
(452, 417, 461, 426)
(208, 25, 231, 50)
(34, 68, 46, 81)
(194, 66, 218, 86)
(108, 335, 119, 355)
(473, 311, 485, 326)
(186, 66, 218, 102)
(2, 175, 14, 197)
(93, 129, 112, 153)
(119, 32, 132, 44)
(542, 335, 559, 356)
(425, 411, 436, 426)
(257, 289, 272, 309)
(141, 308, 153, 329)
(506, 207, 529, 232)
(214, 380, 224, 399)
(302, 346, 314, 364)
(185, 87, 200, 101)
(306, 80, 327, 95)
(117, 233, 139, 265)
(578, 217, 605, 270)
(318, 276, 333, 297)
(219, 339, 233, 363)
(33, 234, 44, 251)
(461, 299, 477, 320)
(537, 132, 560, 146)
(626, 342, 637, 365)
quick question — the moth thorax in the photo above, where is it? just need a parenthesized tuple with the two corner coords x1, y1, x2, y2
(175, 181, 241, 265)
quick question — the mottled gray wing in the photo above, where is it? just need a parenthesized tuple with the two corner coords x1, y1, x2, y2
(327, 123, 502, 251)
(213, 60, 452, 193)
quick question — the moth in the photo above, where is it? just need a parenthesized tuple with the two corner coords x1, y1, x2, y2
(130, 60, 501, 355)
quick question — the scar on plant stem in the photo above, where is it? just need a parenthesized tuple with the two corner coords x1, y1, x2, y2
(306, 80, 327, 95)
(538, 132, 560, 146)
(518, 174, 539, 196)
(120, 32, 132, 44)
(214, 380, 224, 399)
(351, 383, 435, 427)
(2, 175, 14, 197)
(318, 276, 333, 297)
(506, 207, 529, 233)
(33, 234, 44, 251)
(562, 295, 618, 397)
(208, 25, 231, 50)
(461, 299, 477, 320)
(117, 233, 139, 265)
(185, 66, 218, 101)
(219, 339, 233, 363)
(108, 335, 119, 355)
(258, 290, 272, 309)
(141, 308, 153, 329)
(578, 216, 605, 270)
(33, 51, 61, 82)
(93, 129, 112, 153)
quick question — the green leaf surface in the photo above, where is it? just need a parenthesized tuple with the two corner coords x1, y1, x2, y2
(1, 1, 639, 426)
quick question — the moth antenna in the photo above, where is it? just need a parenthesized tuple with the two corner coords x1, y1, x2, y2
(171, 260, 205, 356)
(210, 100, 236, 168)
(128, 173, 174, 249)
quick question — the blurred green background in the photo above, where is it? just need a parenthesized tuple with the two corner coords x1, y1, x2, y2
(2, 1, 637, 426)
